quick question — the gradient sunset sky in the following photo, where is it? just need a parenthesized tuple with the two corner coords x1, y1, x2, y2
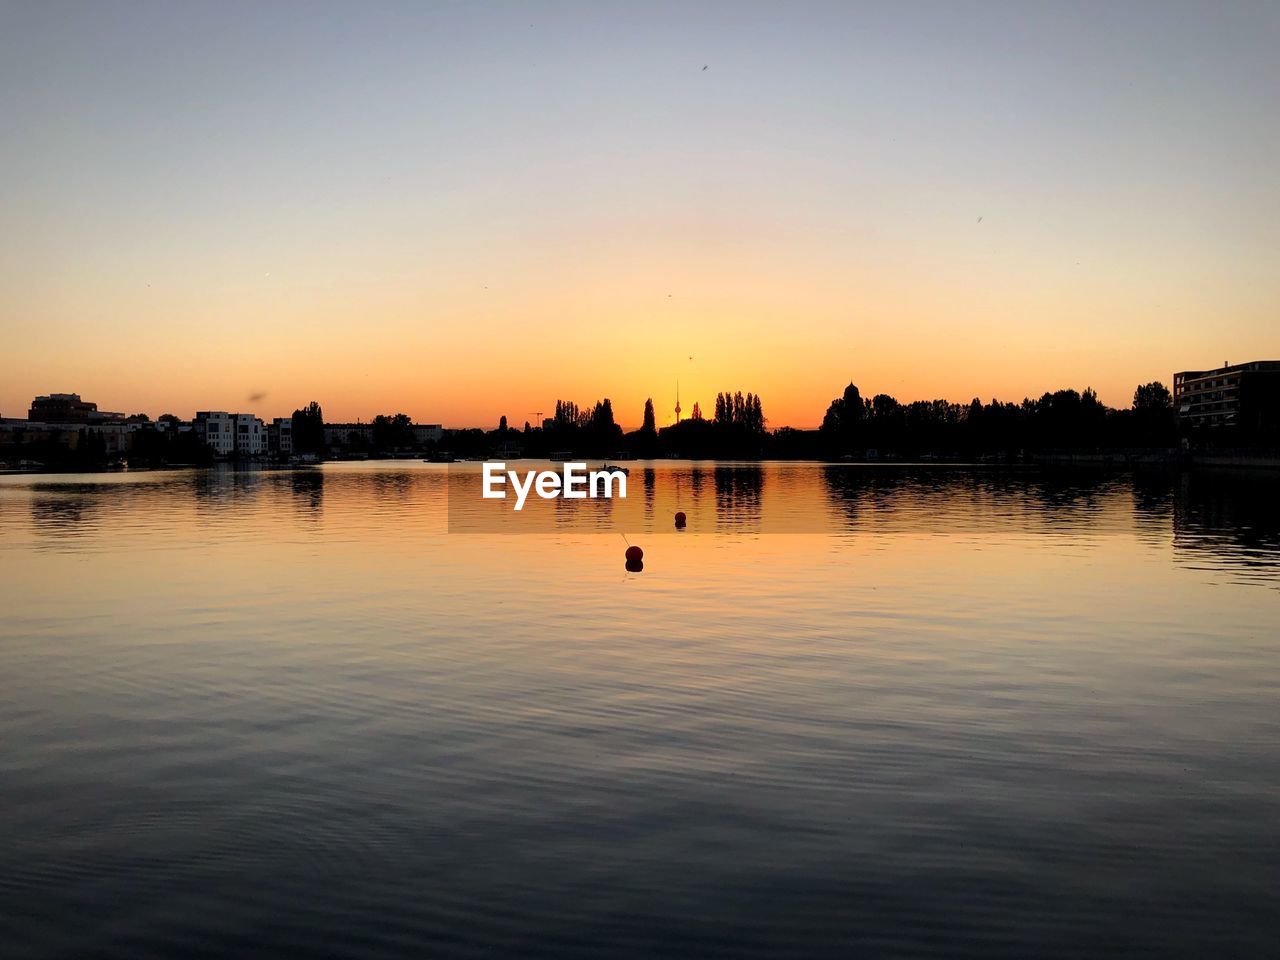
(2, 1, 1276, 428)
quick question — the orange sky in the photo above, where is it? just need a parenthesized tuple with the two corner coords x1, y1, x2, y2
(2, 4, 1276, 429)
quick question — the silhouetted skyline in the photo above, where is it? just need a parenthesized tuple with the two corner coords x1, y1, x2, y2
(3, 3, 1278, 426)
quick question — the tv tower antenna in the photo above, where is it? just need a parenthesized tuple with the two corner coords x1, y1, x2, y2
(674, 381, 682, 423)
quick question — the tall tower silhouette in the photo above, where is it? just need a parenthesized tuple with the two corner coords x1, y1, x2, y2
(674, 381, 682, 423)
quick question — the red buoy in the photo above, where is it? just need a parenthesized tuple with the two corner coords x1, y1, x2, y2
(674, 511, 686, 529)
(625, 545, 643, 562)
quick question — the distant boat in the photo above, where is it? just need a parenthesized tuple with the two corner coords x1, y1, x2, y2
(598, 463, 629, 475)
(548, 451, 573, 462)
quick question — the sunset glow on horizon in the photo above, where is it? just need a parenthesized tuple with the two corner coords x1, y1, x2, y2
(2, 1, 1277, 429)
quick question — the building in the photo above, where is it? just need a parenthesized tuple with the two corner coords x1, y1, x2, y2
(323, 422, 373, 447)
(195, 412, 235, 456)
(320, 421, 443, 450)
(87, 421, 151, 455)
(5, 395, 192, 463)
(195, 411, 268, 457)
(156, 415, 193, 434)
(412, 423, 444, 445)
(0, 418, 81, 451)
(234, 413, 268, 456)
(269, 418, 293, 457)
(28, 393, 124, 424)
(1174, 361, 1280, 436)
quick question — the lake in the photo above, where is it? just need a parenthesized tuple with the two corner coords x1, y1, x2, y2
(1, 462, 1277, 958)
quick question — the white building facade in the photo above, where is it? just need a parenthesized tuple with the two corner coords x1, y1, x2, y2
(195, 412, 235, 456)
(195, 411, 268, 457)
(234, 413, 267, 456)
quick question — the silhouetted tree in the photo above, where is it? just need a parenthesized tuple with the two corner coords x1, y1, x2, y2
(681, 389, 768, 456)
(811, 378, 1185, 457)
(821, 383, 866, 450)
(1128, 380, 1176, 445)
(1133, 382, 1173, 414)
(371, 413, 415, 451)
(630, 397, 660, 457)
(545, 397, 624, 455)
(171, 427, 215, 465)
(291, 402, 325, 456)
(554, 399, 584, 428)
(591, 398, 616, 433)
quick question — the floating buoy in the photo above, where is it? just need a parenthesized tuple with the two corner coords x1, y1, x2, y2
(625, 557, 644, 573)
(674, 511, 686, 529)
(625, 545, 643, 562)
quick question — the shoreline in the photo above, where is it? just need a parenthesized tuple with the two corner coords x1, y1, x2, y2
(5, 454, 1280, 476)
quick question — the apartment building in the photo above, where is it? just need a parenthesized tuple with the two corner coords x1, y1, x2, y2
(1174, 361, 1280, 434)
(269, 418, 293, 456)
(195, 411, 268, 457)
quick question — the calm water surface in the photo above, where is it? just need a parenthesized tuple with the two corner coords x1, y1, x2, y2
(1, 463, 1277, 958)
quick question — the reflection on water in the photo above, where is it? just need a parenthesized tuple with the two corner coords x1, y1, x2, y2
(19, 463, 1280, 568)
(290, 468, 325, 516)
(1171, 470, 1280, 575)
(1, 462, 1278, 958)
(451, 461, 1280, 581)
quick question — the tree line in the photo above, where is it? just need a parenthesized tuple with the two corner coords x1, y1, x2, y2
(812, 380, 1177, 457)
(202, 381, 1189, 462)
(0, 378, 1194, 471)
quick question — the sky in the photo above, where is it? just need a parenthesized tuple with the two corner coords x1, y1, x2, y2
(1, 1, 1277, 429)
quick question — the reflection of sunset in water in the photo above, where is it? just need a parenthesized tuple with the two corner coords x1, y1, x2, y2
(2, 463, 1278, 957)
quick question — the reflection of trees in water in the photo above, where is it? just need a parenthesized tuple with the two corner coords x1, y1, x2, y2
(668, 468, 695, 517)
(27, 475, 193, 540)
(552, 471, 616, 532)
(823, 466, 1138, 534)
(358, 468, 452, 531)
(713, 466, 764, 526)
(643, 468, 656, 520)
(824, 467, 999, 529)
(1129, 468, 1176, 542)
(979, 469, 1130, 535)
(821, 466, 873, 526)
(1021, 470, 1119, 518)
(823, 464, 1279, 578)
(368, 470, 415, 499)
(289, 469, 324, 516)
(331, 468, 449, 515)
(30, 488, 100, 535)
